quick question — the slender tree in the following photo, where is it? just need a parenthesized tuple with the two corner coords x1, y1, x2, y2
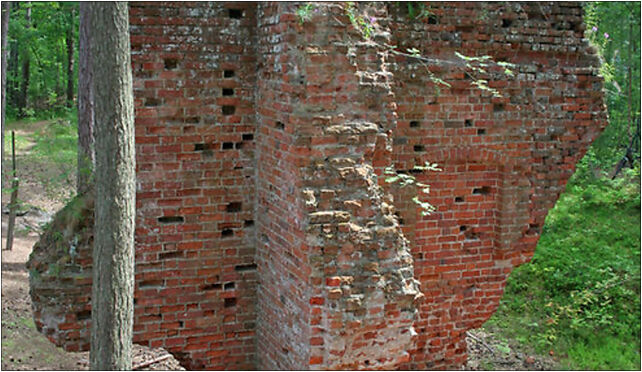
(1, 2, 11, 189)
(65, 6, 75, 108)
(7, 37, 17, 108)
(77, 2, 94, 194)
(89, 2, 135, 370)
(17, 2, 30, 117)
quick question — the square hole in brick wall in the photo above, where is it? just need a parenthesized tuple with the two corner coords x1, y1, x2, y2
(477, 128, 486, 135)
(76, 310, 91, 321)
(221, 228, 234, 238)
(224, 298, 237, 307)
(222, 88, 234, 96)
(465, 119, 473, 127)
(410, 120, 420, 128)
(223, 70, 235, 78)
(235, 263, 257, 271)
(164, 58, 178, 70)
(145, 98, 160, 107)
(202, 283, 222, 291)
(222, 142, 234, 150)
(228, 9, 242, 19)
(226, 202, 242, 212)
(158, 216, 184, 224)
(194, 143, 210, 151)
(222, 105, 236, 115)
(414, 144, 425, 152)
(242, 133, 253, 141)
(472, 186, 491, 195)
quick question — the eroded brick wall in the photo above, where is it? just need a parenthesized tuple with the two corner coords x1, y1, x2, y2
(386, 2, 607, 369)
(255, 3, 422, 369)
(129, 2, 258, 369)
(27, 2, 607, 370)
(255, 3, 312, 368)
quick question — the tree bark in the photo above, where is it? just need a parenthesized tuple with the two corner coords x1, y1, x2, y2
(89, 2, 135, 370)
(17, 3, 30, 117)
(2, 2, 11, 189)
(66, 9, 75, 108)
(77, 2, 94, 194)
(8, 39, 18, 108)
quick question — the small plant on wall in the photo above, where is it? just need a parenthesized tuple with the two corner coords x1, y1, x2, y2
(385, 162, 441, 216)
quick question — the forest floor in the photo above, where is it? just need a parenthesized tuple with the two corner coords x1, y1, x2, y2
(0, 119, 560, 370)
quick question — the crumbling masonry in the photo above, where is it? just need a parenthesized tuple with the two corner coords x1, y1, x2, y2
(27, 2, 607, 370)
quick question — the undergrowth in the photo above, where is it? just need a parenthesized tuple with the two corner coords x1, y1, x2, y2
(31, 113, 78, 169)
(485, 161, 641, 370)
(4, 110, 78, 202)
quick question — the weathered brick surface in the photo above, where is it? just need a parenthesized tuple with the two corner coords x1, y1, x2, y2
(128, 2, 259, 369)
(28, 2, 606, 370)
(386, 2, 607, 369)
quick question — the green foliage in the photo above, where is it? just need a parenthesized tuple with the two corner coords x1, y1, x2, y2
(31, 112, 78, 168)
(385, 162, 441, 216)
(3, 132, 31, 154)
(296, 2, 316, 25)
(5, 112, 79, 202)
(404, 2, 432, 21)
(6, 2, 79, 119)
(344, 2, 374, 39)
(30, 113, 78, 198)
(583, 2, 641, 172)
(486, 171, 641, 370)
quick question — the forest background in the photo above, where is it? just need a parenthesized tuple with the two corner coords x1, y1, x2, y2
(1, 1, 640, 370)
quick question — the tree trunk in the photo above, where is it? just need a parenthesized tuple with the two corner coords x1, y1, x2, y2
(17, 3, 30, 117)
(2, 2, 11, 189)
(8, 39, 18, 108)
(66, 9, 75, 108)
(89, 2, 135, 370)
(77, 2, 94, 194)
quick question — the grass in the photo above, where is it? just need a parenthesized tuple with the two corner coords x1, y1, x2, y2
(484, 166, 641, 370)
(3, 111, 79, 202)
(3, 132, 32, 154)
(31, 117, 78, 168)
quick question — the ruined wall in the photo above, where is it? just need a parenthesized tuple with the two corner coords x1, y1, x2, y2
(255, 3, 422, 369)
(386, 2, 607, 369)
(27, 193, 94, 352)
(27, 2, 607, 370)
(129, 2, 258, 369)
(254, 3, 312, 368)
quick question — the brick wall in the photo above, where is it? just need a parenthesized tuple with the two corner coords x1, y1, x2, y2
(254, 2, 312, 368)
(386, 2, 607, 368)
(255, 3, 423, 369)
(27, 2, 607, 370)
(129, 2, 258, 369)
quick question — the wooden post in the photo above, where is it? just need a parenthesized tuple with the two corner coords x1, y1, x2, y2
(5, 130, 18, 250)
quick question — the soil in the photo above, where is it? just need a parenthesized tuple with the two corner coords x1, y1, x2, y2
(465, 328, 560, 370)
(1, 120, 560, 370)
